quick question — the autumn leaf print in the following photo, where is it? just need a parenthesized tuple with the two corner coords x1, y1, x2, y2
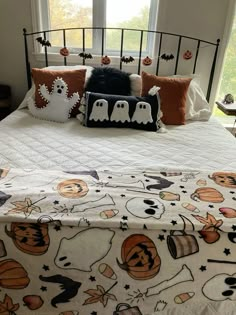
(192, 212, 223, 244)
(0, 294, 19, 315)
(7, 197, 46, 217)
(83, 282, 117, 307)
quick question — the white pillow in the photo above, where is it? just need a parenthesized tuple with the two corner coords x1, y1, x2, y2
(18, 65, 94, 110)
(172, 75, 211, 121)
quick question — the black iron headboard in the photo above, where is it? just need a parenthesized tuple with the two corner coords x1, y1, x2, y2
(23, 27, 220, 101)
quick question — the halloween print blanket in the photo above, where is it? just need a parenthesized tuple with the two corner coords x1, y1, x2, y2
(0, 167, 235, 315)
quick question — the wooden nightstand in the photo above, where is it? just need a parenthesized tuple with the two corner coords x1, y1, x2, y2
(216, 101, 236, 137)
(0, 85, 11, 120)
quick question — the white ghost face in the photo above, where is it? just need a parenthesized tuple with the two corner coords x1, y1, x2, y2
(202, 273, 236, 301)
(131, 101, 153, 124)
(54, 228, 114, 271)
(89, 99, 109, 121)
(126, 197, 165, 219)
(110, 100, 130, 122)
(53, 78, 67, 97)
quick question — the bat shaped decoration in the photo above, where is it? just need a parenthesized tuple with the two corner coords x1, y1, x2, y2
(121, 56, 134, 64)
(160, 53, 174, 61)
(78, 52, 93, 59)
(39, 274, 81, 307)
(36, 37, 51, 47)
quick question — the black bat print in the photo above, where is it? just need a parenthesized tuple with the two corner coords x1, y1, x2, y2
(39, 274, 81, 308)
(144, 174, 174, 190)
(36, 37, 51, 47)
(64, 170, 99, 180)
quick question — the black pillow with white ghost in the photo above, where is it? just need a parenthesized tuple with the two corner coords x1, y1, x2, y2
(84, 86, 164, 132)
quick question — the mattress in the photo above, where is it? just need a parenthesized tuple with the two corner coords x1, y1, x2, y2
(0, 108, 236, 171)
(0, 110, 236, 315)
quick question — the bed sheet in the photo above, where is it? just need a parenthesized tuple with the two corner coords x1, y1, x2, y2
(0, 109, 236, 172)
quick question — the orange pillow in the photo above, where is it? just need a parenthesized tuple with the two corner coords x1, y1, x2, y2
(141, 71, 191, 125)
(31, 68, 86, 117)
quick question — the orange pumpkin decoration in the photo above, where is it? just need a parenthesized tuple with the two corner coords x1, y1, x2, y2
(57, 179, 89, 198)
(117, 234, 161, 280)
(5, 223, 50, 255)
(142, 56, 152, 66)
(209, 172, 236, 188)
(0, 259, 30, 289)
(60, 47, 70, 57)
(183, 50, 192, 60)
(191, 187, 224, 203)
(101, 55, 111, 65)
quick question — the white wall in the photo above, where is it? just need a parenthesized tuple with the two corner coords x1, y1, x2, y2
(0, 0, 231, 109)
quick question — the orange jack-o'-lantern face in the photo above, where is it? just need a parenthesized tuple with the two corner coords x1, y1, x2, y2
(142, 56, 152, 66)
(101, 55, 111, 65)
(60, 47, 70, 57)
(183, 50, 192, 60)
(57, 179, 88, 198)
(209, 172, 236, 188)
(117, 234, 161, 280)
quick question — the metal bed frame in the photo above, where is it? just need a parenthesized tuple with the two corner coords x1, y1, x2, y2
(23, 27, 220, 101)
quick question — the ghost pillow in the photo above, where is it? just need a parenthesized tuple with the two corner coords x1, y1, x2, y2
(84, 86, 164, 132)
(28, 77, 80, 123)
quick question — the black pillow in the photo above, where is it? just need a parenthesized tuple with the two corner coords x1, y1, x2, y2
(85, 67, 131, 95)
(84, 89, 162, 132)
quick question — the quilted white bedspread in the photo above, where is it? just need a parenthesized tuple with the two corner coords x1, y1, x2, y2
(0, 110, 236, 315)
(0, 109, 235, 171)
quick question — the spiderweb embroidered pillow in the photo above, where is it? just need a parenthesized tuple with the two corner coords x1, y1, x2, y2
(31, 68, 86, 117)
(84, 87, 163, 132)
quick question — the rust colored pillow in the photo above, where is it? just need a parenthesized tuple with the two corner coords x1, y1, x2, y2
(141, 71, 191, 125)
(31, 68, 86, 117)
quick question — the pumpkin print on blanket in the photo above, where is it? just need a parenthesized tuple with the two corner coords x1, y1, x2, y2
(5, 223, 50, 255)
(191, 187, 224, 203)
(209, 172, 236, 188)
(57, 179, 89, 198)
(0, 259, 30, 289)
(117, 234, 161, 280)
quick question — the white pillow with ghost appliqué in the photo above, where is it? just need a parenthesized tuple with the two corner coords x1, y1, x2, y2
(28, 77, 80, 123)
(84, 86, 164, 132)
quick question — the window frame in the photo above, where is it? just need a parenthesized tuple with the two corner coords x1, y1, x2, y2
(31, 0, 158, 59)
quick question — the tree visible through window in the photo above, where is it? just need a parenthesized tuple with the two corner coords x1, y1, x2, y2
(47, 0, 156, 54)
(214, 13, 236, 116)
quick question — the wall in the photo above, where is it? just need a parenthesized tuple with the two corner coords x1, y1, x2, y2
(0, 0, 231, 109)
(0, 0, 32, 109)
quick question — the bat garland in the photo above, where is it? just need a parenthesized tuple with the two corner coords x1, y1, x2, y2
(160, 53, 174, 61)
(121, 56, 134, 64)
(78, 52, 93, 59)
(36, 37, 51, 47)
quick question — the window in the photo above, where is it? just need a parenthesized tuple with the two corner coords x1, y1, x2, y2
(32, 0, 158, 57)
(214, 9, 235, 119)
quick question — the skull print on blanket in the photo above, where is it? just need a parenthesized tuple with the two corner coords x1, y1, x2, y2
(84, 86, 163, 131)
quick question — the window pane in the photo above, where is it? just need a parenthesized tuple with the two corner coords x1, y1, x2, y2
(48, 0, 92, 47)
(106, 0, 151, 51)
(214, 13, 236, 117)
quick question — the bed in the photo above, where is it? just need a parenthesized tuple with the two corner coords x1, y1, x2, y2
(0, 27, 235, 315)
